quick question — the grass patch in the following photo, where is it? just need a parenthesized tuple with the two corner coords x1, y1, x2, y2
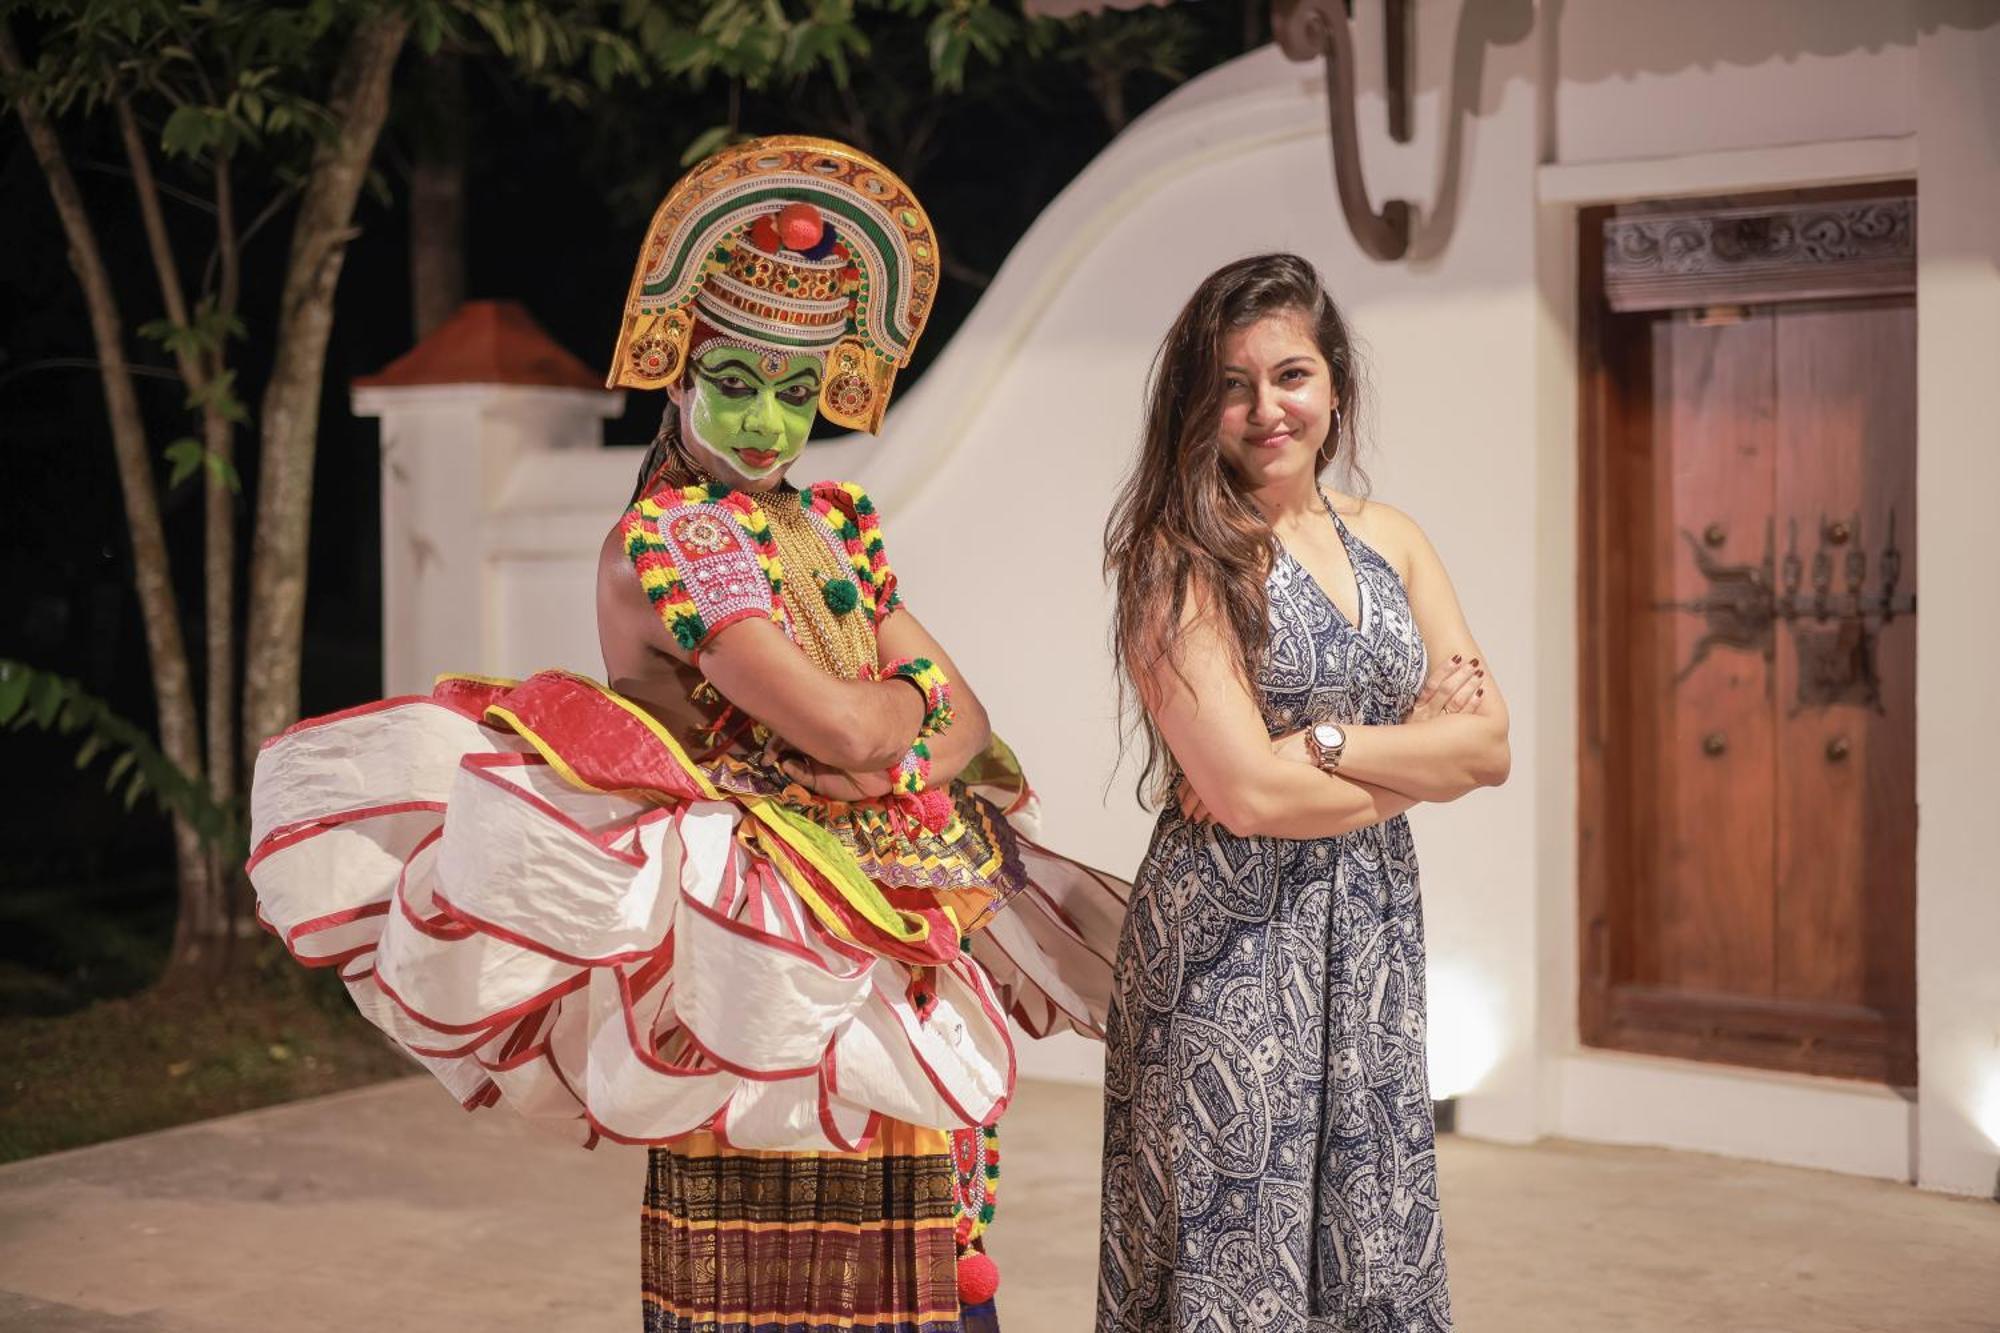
(0, 942, 414, 1163)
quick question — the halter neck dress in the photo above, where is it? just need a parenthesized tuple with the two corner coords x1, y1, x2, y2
(1097, 496, 1452, 1333)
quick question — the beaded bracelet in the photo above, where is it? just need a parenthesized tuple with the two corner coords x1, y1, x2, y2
(880, 656, 955, 738)
(892, 739, 934, 796)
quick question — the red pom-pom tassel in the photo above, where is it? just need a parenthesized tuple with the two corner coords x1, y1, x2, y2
(776, 202, 825, 252)
(957, 1249, 1000, 1306)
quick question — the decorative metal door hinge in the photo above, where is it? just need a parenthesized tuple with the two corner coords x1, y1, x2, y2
(1655, 510, 1916, 709)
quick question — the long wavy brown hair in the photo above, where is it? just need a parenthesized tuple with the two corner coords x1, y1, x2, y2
(1103, 253, 1366, 805)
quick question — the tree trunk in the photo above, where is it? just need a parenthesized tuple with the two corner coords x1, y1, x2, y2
(1089, 64, 1129, 134)
(409, 48, 468, 341)
(206, 162, 244, 938)
(240, 13, 410, 766)
(120, 97, 239, 961)
(2, 25, 214, 961)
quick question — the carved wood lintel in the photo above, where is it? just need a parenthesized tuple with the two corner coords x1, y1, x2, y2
(1272, 0, 1414, 262)
(1603, 196, 1916, 312)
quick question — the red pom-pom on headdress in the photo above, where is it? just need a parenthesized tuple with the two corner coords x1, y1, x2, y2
(777, 202, 825, 253)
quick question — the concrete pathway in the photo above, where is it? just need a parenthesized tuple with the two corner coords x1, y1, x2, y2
(0, 1076, 1994, 1331)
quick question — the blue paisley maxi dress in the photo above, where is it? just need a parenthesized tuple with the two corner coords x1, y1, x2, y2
(1096, 500, 1452, 1333)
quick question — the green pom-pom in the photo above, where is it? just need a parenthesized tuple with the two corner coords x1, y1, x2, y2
(821, 578, 860, 615)
(671, 613, 707, 651)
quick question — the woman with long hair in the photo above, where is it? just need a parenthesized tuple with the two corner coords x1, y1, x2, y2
(1097, 253, 1509, 1332)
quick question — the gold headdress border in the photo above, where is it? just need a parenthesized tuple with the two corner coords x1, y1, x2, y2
(606, 135, 941, 435)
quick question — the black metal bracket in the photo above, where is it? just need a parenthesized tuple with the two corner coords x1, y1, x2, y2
(1271, 0, 1414, 262)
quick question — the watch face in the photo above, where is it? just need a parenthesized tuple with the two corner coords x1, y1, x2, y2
(1314, 723, 1345, 748)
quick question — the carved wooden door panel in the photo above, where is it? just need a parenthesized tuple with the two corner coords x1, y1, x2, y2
(1581, 190, 1918, 1085)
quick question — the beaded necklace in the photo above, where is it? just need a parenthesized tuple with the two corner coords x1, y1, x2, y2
(649, 432, 876, 680)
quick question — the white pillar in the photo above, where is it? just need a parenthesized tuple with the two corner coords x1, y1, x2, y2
(354, 382, 624, 697)
(1913, 5, 2000, 1200)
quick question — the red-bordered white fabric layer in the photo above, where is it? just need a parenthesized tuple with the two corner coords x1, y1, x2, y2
(248, 696, 1015, 1152)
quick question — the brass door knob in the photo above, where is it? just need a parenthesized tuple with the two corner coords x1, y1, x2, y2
(1825, 518, 1852, 545)
(1702, 732, 1728, 757)
(1826, 735, 1851, 763)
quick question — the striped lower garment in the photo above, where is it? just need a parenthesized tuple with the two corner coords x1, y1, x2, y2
(642, 1122, 965, 1333)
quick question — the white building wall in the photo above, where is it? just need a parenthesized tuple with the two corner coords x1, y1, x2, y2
(363, 0, 2000, 1194)
(1910, 4, 2000, 1200)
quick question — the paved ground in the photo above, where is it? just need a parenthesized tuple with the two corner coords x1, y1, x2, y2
(0, 1076, 1995, 1331)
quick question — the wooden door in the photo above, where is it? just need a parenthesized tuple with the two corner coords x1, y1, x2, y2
(1579, 189, 1918, 1085)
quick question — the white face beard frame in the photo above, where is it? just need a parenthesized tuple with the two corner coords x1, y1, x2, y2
(682, 395, 790, 488)
(677, 342, 827, 489)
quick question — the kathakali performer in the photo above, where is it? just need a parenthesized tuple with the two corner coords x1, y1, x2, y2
(247, 135, 1127, 1333)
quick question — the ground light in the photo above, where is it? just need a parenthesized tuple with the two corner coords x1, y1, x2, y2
(1425, 965, 1500, 1103)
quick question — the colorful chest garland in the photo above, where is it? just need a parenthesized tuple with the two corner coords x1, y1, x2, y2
(621, 479, 899, 657)
(623, 478, 958, 835)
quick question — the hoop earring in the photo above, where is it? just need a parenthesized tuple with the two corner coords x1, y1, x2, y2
(1318, 405, 1344, 468)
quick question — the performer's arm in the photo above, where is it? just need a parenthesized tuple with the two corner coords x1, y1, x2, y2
(871, 607, 992, 786)
(1145, 580, 1415, 841)
(597, 528, 922, 772)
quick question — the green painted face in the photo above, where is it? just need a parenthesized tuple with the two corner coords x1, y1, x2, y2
(682, 345, 823, 486)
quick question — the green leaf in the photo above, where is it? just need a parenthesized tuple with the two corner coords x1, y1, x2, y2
(0, 660, 239, 854)
(161, 104, 211, 157)
(415, 7, 445, 55)
(185, 367, 249, 424)
(27, 674, 63, 729)
(680, 123, 739, 167)
(204, 450, 243, 494)
(165, 438, 204, 488)
(0, 663, 28, 725)
(589, 38, 618, 88)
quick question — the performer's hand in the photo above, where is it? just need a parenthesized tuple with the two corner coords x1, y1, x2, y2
(768, 742, 897, 803)
(1408, 655, 1482, 722)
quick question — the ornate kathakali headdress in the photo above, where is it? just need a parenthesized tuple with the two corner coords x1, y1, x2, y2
(606, 135, 941, 434)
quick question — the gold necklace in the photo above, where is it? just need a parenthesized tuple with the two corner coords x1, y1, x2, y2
(764, 497, 878, 680)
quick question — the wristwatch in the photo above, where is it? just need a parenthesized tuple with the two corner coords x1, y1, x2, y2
(1306, 722, 1348, 773)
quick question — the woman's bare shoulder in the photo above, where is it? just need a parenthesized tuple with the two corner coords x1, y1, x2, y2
(1329, 490, 1428, 578)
